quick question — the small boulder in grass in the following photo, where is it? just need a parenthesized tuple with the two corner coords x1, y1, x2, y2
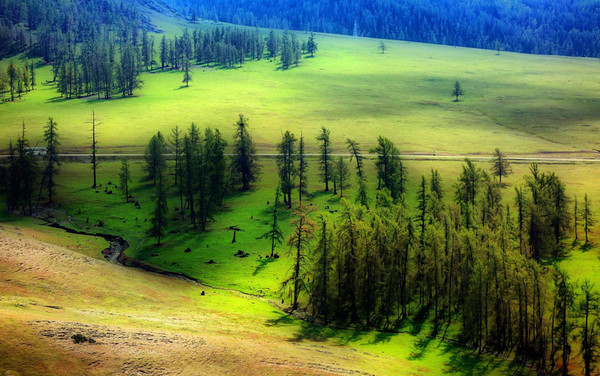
(184, 247, 192, 253)
(201, 291, 205, 296)
(206, 259, 216, 264)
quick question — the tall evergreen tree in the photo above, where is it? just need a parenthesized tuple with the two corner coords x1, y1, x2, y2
(7, 60, 18, 101)
(307, 32, 317, 57)
(452, 81, 464, 101)
(334, 156, 350, 198)
(371, 136, 406, 201)
(90, 111, 99, 188)
(297, 134, 308, 203)
(316, 127, 332, 191)
(260, 185, 284, 258)
(491, 148, 512, 184)
(148, 167, 168, 245)
(42, 117, 60, 204)
(29, 61, 35, 90)
(583, 193, 594, 245)
(119, 158, 131, 202)
(144, 132, 166, 185)
(182, 57, 192, 87)
(282, 205, 316, 311)
(232, 115, 259, 190)
(312, 214, 332, 322)
(578, 280, 600, 376)
(277, 130, 297, 208)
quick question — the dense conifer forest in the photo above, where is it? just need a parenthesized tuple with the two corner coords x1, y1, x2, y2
(168, 0, 600, 57)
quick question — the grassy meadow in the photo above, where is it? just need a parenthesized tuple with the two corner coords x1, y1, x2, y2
(1, 12, 600, 155)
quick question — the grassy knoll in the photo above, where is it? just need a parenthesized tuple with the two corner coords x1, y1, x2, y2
(1, 13, 600, 155)
(0, 221, 531, 375)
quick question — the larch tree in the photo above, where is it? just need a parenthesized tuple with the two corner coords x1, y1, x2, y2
(371, 136, 406, 201)
(29, 61, 35, 90)
(298, 134, 309, 203)
(282, 205, 316, 311)
(307, 32, 317, 57)
(452, 80, 464, 102)
(148, 166, 168, 245)
(347, 139, 368, 207)
(277, 130, 297, 208)
(90, 111, 99, 188)
(42, 117, 60, 205)
(7, 60, 17, 101)
(260, 185, 284, 258)
(160, 35, 168, 70)
(574, 195, 579, 241)
(584, 193, 594, 245)
(578, 279, 600, 376)
(144, 132, 167, 185)
(316, 127, 332, 191)
(334, 156, 350, 198)
(312, 214, 332, 322)
(182, 57, 192, 87)
(119, 158, 131, 202)
(491, 148, 512, 184)
(182, 133, 197, 227)
(232, 114, 259, 190)
(170, 125, 183, 187)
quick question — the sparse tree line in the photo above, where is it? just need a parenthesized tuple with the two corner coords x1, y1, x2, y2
(0, 118, 60, 214)
(157, 27, 315, 73)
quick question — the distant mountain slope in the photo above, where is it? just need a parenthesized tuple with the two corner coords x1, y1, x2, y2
(165, 0, 600, 57)
(0, 0, 176, 59)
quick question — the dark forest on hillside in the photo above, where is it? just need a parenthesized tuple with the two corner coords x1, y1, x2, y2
(168, 0, 600, 57)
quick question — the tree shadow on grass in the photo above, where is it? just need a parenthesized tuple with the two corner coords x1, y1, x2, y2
(368, 330, 396, 345)
(252, 257, 275, 276)
(408, 334, 434, 360)
(437, 339, 529, 375)
(410, 305, 430, 336)
(265, 312, 366, 344)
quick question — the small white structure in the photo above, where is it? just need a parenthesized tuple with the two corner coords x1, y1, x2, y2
(25, 147, 46, 156)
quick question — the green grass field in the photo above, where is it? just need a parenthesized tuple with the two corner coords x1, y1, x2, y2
(1, 12, 600, 155)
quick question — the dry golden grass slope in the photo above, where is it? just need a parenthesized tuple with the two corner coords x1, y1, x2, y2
(0, 225, 385, 376)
